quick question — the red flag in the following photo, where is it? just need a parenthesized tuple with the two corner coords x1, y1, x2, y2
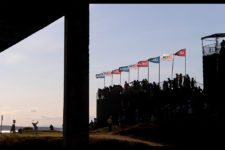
(104, 71, 112, 76)
(174, 48, 186, 56)
(137, 60, 149, 67)
(112, 69, 121, 74)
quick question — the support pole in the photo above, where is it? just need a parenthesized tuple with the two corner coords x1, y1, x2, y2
(120, 73, 121, 85)
(104, 77, 105, 87)
(185, 55, 186, 76)
(159, 62, 161, 84)
(111, 74, 113, 86)
(63, 3, 89, 147)
(128, 71, 130, 83)
(171, 55, 174, 79)
(138, 67, 139, 81)
(148, 62, 149, 82)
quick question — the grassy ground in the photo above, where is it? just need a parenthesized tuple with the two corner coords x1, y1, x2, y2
(0, 131, 63, 148)
(0, 126, 167, 149)
(2, 124, 206, 149)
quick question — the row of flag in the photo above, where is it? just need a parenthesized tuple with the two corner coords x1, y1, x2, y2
(96, 48, 186, 86)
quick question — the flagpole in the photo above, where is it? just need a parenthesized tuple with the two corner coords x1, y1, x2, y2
(104, 77, 105, 87)
(171, 54, 174, 79)
(128, 70, 130, 83)
(1, 115, 3, 134)
(138, 67, 139, 81)
(185, 54, 186, 76)
(159, 62, 160, 84)
(148, 62, 149, 82)
(111, 74, 113, 86)
(120, 73, 121, 85)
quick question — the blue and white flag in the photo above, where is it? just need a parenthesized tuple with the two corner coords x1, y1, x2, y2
(96, 73, 105, 78)
(119, 66, 130, 72)
(148, 56, 160, 63)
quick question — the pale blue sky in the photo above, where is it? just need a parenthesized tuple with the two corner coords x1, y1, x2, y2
(1, 4, 225, 127)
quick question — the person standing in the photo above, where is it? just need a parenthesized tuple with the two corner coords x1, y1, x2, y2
(49, 124, 54, 131)
(10, 120, 16, 133)
(107, 115, 113, 132)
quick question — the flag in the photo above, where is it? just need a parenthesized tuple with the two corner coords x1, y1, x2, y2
(161, 54, 174, 61)
(112, 69, 121, 74)
(119, 66, 129, 72)
(174, 48, 186, 56)
(129, 63, 138, 69)
(148, 56, 160, 63)
(104, 71, 112, 76)
(137, 60, 149, 67)
(96, 73, 105, 78)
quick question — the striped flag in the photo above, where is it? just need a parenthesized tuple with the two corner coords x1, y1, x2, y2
(96, 73, 105, 78)
(148, 56, 160, 63)
(137, 60, 149, 67)
(161, 54, 174, 61)
(104, 71, 112, 76)
(119, 66, 129, 72)
(112, 69, 121, 74)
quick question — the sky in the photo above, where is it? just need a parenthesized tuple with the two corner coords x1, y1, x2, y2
(1, 4, 225, 127)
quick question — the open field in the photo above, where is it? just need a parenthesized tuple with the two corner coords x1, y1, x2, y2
(0, 125, 167, 149)
(3, 123, 223, 148)
(0, 130, 63, 148)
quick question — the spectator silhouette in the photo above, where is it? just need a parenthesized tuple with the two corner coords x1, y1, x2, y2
(168, 78, 172, 89)
(107, 115, 113, 132)
(89, 120, 94, 129)
(32, 121, 39, 135)
(221, 40, 225, 50)
(96, 75, 206, 129)
(220, 40, 225, 58)
(124, 81, 129, 91)
(49, 124, 54, 131)
(10, 120, 16, 133)
(191, 78, 196, 88)
(178, 73, 183, 88)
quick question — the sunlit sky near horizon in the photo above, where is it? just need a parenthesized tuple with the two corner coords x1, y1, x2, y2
(0, 4, 225, 127)
(0, 17, 64, 127)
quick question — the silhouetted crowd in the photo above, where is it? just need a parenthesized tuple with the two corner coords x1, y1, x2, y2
(93, 73, 210, 129)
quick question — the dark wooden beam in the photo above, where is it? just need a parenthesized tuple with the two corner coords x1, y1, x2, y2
(63, 2, 89, 148)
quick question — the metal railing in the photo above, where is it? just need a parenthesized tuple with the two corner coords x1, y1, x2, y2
(203, 43, 221, 56)
(97, 80, 204, 99)
(196, 82, 203, 89)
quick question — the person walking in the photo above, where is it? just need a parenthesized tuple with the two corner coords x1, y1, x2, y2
(10, 120, 16, 133)
(107, 115, 113, 132)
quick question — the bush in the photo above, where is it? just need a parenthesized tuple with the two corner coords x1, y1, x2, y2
(18, 128, 23, 134)
(22, 127, 33, 131)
